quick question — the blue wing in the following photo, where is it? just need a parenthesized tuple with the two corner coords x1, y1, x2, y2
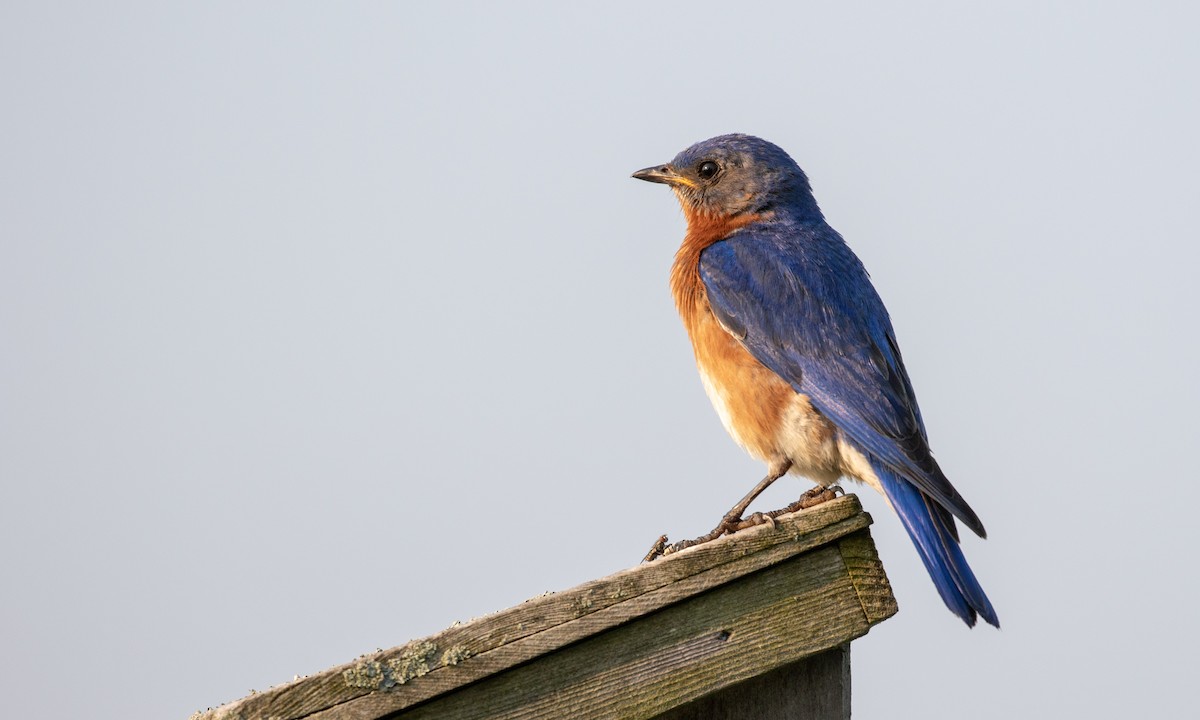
(700, 224, 998, 627)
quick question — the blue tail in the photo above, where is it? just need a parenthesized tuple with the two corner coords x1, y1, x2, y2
(873, 462, 999, 628)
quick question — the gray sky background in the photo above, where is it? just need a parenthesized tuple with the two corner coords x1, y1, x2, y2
(3, 2, 1198, 718)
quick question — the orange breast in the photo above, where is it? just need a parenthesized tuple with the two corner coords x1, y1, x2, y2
(669, 208, 796, 465)
(687, 305, 795, 463)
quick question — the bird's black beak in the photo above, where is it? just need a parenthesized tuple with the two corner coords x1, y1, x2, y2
(631, 164, 695, 188)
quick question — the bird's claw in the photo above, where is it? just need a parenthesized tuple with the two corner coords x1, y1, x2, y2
(641, 506, 796, 562)
(718, 514, 745, 536)
(798, 484, 841, 509)
(735, 511, 778, 531)
(641, 486, 846, 562)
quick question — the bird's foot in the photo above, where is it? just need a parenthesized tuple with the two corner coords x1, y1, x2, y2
(798, 484, 843, 509)
(734, 511, 778, 531)
(641, 485, 843, 563)
(643, 520, 731, 561)
(642, 511, 736, 561)
(643, 507, 792, 562)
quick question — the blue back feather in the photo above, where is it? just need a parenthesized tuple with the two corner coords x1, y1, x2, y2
(699, 216, 999, 627)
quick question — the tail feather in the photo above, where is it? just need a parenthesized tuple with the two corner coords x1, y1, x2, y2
(873, 462, 999, 628)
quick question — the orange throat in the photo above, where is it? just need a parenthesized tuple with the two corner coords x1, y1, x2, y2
(669, 207, 762, 328)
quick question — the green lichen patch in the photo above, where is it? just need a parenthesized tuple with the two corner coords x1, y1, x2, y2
(388, 641, 438, 685)
(441, 645, 474, 666)
(342, 660, 385, 689)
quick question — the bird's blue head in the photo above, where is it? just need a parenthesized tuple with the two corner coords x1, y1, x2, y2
(632, 134, 821, 222)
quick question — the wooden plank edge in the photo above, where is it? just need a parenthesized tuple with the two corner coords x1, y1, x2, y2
(837, 528, 898, 626)
(191, 494, 871, 720)
(308, 514, 873, 719)
(337, 546, 870, 720)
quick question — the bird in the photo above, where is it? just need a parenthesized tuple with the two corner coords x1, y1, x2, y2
(632, 134, 998, 628)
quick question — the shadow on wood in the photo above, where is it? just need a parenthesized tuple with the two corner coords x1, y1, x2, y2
(192, 494, 896, 720)
(653, 644, 850, 720)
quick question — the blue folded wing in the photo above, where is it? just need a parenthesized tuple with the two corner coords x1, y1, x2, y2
(699, 226, 998, 627)
(699, 227, 985, 536)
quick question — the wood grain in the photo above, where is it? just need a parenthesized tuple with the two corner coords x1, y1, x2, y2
(652, 645, 851, 720)
(192, 494, 895, 720)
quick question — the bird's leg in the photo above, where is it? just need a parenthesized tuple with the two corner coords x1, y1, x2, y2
(644, 462, 793, 560)
(710, 460, 793, 536)
(730, 484, 844, 532)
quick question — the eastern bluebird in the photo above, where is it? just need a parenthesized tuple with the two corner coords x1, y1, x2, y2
(633, 134, 998, 628)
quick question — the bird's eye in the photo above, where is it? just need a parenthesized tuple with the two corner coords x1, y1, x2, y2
(697, 161, 719, 180)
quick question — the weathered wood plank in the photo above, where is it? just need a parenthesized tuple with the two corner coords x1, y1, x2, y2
(193, 494, 893, 720)
(651, 644, 850, 720)
(838, 530, 899, 625)
(333, 515, 871, 718)
(372, 546, 866, 720)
